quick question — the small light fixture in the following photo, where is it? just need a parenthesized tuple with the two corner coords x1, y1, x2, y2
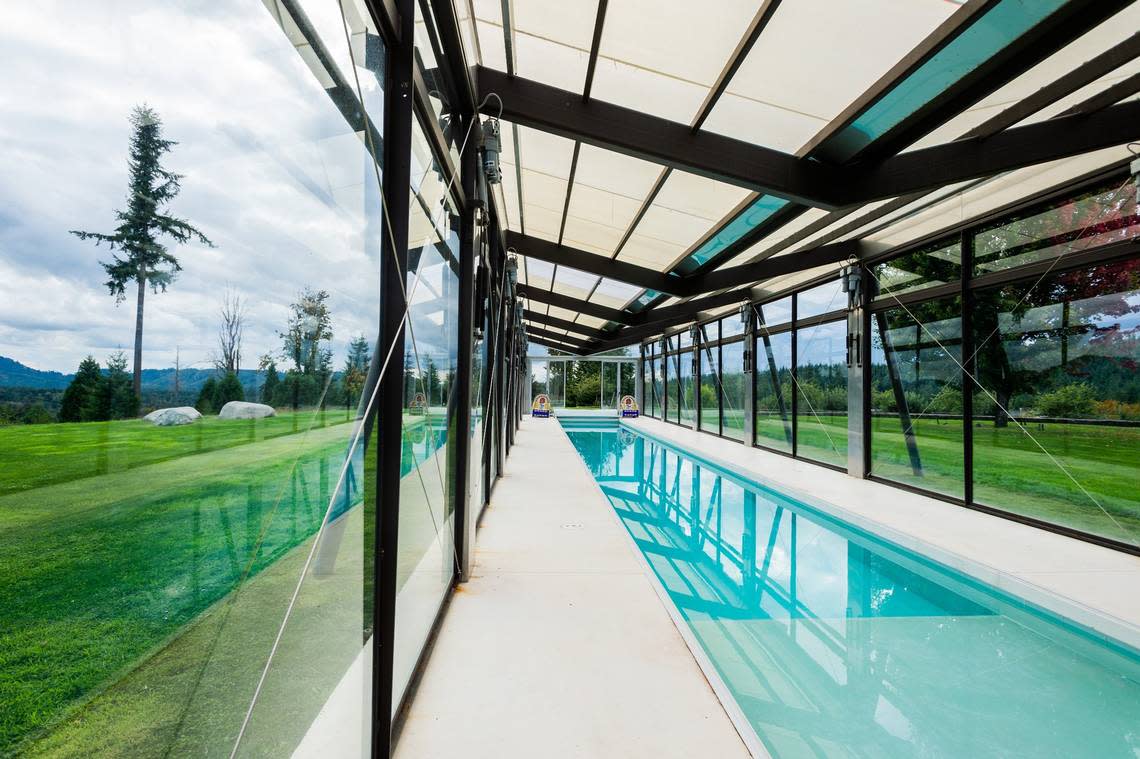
(479, 118, 502, 185)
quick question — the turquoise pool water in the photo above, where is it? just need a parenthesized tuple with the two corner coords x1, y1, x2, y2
(561, 418, 1140, 758)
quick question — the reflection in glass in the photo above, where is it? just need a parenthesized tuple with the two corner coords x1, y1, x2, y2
(971, 259, 1140, 547)
(974, 180, 1139, 276)
(392, 118, 459, 710)
(754, 330, 792, 453)
(795, 320, 848, 467)
(721, 339, 746, 442)
(698, 324, 720, 434)
(566, 425, 1140, 759)
(874, 239, 961, 298)
(0, 1, 385, 754)
(870, 297, 964, 498)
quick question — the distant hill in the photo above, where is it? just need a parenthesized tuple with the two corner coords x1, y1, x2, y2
(0, 356, 71, 389)
(0, 356, 261, 393)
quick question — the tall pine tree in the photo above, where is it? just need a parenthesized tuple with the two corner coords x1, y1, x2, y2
(59, 356, 103, 422)
(71, 105, 213, 403)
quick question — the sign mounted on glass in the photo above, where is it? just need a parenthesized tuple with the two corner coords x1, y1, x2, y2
(532, 394, 551, 418)
(619, 395, 639, 418)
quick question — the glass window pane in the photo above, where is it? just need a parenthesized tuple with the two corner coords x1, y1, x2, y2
(721, 339, 747, 441)
(755, 332, 793, 453)
(973, 180, 1140, 276)
(870, 297, 964, 499)
(796, 280, 845, 320)
(699, 325, 720, 434)
(602, 363, 618, 409)
(874, 240, 962, 298)
(796, 320, 848, 467)
(971, 259, 1140, 547)
(721, 312, 746, 339)
(756, 296, 792, 328)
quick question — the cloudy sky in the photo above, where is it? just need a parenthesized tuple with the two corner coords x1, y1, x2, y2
(0, 0, 459, 375)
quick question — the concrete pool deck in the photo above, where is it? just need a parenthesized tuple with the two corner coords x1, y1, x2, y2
(392, 416, 751, 759)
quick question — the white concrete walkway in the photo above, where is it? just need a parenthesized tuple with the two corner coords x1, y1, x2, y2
(393, 416, 750, 759)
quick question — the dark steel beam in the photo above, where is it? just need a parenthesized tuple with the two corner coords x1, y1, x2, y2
(364, 0, 402, 44)
(476, 66, 842, 208)
(696, 240, 858, 293)
(523, 310, 609, 340)
(517, 284, 635, 325)
(508, 231, 682, 295)
(975, 31, 1140, 134)
(426, 0, 477, 110)
(373, 0, 415, 754)
(582, 0, 609, 101)
(525, 324, 591, 349)
(844, 100, 1140, 204)
(528, 336, 584, 355)
(510, 231, 857, 297)
(1059, 71, 1140, 117)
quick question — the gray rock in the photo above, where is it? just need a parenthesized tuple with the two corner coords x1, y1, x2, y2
(144, 406, 202, 426)
(218, 401, 276, 420)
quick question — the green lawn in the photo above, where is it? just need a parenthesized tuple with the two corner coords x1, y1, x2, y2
(0, 409, 450, 757)
(752, 413, 1140, 545)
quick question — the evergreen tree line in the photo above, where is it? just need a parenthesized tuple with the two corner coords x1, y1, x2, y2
(57, 352, 139, 422)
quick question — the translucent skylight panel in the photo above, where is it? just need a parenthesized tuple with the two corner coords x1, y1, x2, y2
(517, 125, 575, 241)
(619, 171, 750, 272)
(553, 265, 598, 293)
(823, 0, 1071, 162)
(575, 314, 608, 330)
(678, 195, 790, 272)
(705, 0, 954, 150)
(718, 207, 832, 269)
(514, 0, 597, 93)
(591, 0, 756, 124)
(905, 5, 1140, 151)
(653, 171, 750, 223)
(593, 277, 641, 304)
(474, 19, 507, 71)
(541, 305, 580, 322)
(560, 146, 661, 255)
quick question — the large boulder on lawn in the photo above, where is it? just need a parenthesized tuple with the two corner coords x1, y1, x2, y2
(144, 406, 201, 426)
(218, 401, 276, 420)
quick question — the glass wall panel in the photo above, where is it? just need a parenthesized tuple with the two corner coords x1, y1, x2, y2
(602, 363, 618, 409)
(721, 339, 747, 442)
(393, 118, 459, 710)
(530, 359, 549, 402)
(754, 331, 793, 452)
(722, 312, 746, 339)
(549, 359, 567, 407)
(643, 350, 655, 417)
(795, 320, 848, 467)
(0, 2, 384, 754)
(653, 354, 665, 419)
(874, 239, 962, 298)
(973, 181, 1140, 276)
(678, 347, 696, 427)
(971, 259, 1140, 547)
(796, 280, 844, 319)
(699, 324, 720, 434)
(870, 297, 964, 498)
(757, 296, 792, 328)
(620, 360, 636, 406)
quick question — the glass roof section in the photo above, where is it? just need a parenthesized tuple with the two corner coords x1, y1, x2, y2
(819, 0, 1072, 162)
(702, 0, 956, 152)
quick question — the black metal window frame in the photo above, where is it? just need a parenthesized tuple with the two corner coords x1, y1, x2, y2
(639, 165, 1139, 555)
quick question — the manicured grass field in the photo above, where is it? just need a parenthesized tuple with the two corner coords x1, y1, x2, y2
(648, 410, 1140, 544)
(752, 413, 1140, 544)
(0, 410, 450, 757)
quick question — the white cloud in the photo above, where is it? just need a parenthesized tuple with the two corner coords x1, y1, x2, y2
(0, 0, 391, 373)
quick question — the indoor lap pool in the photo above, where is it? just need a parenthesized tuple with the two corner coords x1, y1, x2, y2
(560, 417, 1140, 759)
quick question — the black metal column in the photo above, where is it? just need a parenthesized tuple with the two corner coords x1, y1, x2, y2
(372, 0, 414, 754)
(454, 114, 478, 582)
